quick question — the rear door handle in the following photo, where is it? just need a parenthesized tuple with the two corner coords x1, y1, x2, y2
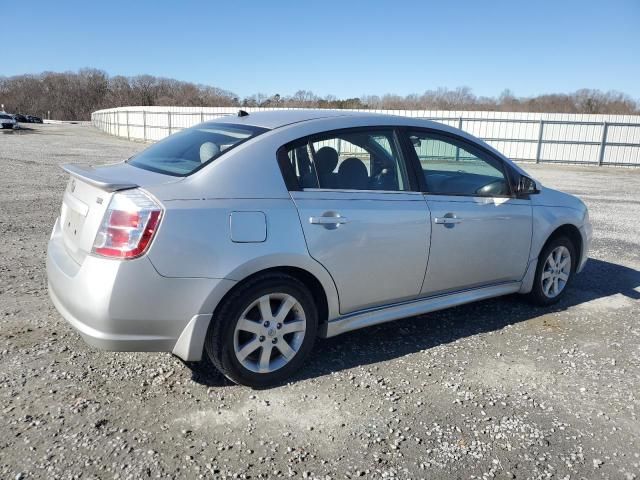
(309, 216, 349, 225)
(434, 217, 462, 225)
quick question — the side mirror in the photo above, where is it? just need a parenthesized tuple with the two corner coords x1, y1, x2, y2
(516, 175, 540, 196)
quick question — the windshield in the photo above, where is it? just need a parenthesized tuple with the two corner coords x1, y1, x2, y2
(0, 114, 12, 119)
(128, 123, 268, 176)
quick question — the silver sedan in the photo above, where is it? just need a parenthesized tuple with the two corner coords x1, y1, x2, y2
(47, 110, 592, 387)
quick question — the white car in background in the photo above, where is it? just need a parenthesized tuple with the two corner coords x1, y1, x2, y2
(0, 113, 17, 129)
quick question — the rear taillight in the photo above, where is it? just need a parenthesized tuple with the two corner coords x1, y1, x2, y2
(92, 189, 163, 259)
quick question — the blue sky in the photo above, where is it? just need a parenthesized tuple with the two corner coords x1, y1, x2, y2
(2, 0, 639, 99)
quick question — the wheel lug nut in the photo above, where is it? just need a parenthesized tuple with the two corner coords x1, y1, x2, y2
(272, 338, 278, 344)
(263, 321, 270, 327)
(259, 336, 265, 342)
(277, 323, 282, 329)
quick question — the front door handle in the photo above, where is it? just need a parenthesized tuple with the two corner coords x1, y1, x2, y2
(434, 216, 462, 225)
(309, 215, 349, 225)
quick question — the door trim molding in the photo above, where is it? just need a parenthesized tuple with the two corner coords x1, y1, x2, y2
(290, 190, 425, 201)
(322, 281, 521, 338)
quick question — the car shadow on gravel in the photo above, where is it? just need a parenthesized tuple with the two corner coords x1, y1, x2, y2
(187, 359, 235, 387)
(1, 126, 40, 134)
(187, 258, 639, 388)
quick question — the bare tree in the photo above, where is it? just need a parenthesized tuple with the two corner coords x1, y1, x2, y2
(0, 69, 637, 120)
(0, 70, 239, 120)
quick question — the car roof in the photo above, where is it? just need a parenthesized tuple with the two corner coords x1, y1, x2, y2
(198, 109, 525, 174)
(206, 109, 396, 129)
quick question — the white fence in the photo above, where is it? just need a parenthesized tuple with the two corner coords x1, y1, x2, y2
(91, 106, 640, 166)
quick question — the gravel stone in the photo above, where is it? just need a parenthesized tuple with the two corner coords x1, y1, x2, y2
(0, 123, 639, 479)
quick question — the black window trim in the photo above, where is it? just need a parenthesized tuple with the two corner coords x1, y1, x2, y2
(276, 126, 422, 193)
(398, 127, 517, 199)
(277, 136, 311, 191)
(276, 142, 303, 191)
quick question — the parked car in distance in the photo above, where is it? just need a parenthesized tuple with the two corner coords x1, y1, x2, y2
(27, 115, 43, 123)
(47, 110, 592, 387)
(0, 113, 17, 129)
(12, 114, 29, 123)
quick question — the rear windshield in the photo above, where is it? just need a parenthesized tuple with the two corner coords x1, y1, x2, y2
(0, 114, 11, 119)
(128, 123, 268, 176)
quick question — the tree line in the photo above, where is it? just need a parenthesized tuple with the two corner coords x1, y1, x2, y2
(1, 69, 638, 121)
(248, 87, 640, 115)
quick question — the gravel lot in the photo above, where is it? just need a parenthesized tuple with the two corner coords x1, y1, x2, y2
(1, 123, 639, 480)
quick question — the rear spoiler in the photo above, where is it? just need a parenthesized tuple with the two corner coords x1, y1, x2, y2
(62, 164, 138, 192)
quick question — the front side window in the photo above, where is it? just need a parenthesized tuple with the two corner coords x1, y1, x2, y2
(407, 131, 510, 197)
(283, 129, 410, 191)
(128, 123, 267, 176)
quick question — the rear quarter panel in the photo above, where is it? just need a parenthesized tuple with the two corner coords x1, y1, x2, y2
(145, 197, 341, 319)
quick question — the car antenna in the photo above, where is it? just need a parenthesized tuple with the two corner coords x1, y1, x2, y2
(238, 110, 249, 117)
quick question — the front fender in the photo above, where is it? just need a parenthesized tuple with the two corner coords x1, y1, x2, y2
(519, 205, 588, 294)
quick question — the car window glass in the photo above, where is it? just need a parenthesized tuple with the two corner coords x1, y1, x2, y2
(371, 135, 393, 156)
(127, 123, 267, 176)
(284, 130, 410, 191)
(408, 132, 510, 197)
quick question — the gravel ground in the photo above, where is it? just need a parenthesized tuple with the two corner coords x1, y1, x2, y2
(1, 123, 639, 480)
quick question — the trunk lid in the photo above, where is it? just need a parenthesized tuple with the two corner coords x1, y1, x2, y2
(59, 162, 178, 265)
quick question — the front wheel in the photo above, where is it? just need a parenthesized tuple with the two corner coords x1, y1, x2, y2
(204, 273, 317, 388)
(527, 236, 576, 306)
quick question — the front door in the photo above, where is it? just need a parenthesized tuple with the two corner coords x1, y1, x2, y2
(403, 130, 532, 295)
(424, 195, 532, 294)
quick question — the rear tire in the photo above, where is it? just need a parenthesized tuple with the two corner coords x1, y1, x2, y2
(204, 273, 317, 388)
(527, 236, 576, 306)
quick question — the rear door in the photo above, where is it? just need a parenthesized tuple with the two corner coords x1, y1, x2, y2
(281, 128, 431, 315)
(403, 130, 533, 295)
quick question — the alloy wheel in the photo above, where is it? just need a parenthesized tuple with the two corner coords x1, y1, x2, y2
(541, 246, 571, 298)
(233, 293, 306, 373)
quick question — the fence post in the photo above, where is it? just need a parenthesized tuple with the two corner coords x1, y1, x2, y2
(143, 110, 147, 142)
(597, 122, 609, 166)
(535, 120, 545, 163)
(126, 111, 130, 140)
(168, 111, 172, 135)
(201, 111, 204, 123)
(455, 117, 464, 161)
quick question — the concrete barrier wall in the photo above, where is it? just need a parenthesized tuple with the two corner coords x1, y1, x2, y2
(92, 106, 640, 166)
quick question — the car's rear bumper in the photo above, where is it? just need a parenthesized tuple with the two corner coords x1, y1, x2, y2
(47, 217, 235, 359)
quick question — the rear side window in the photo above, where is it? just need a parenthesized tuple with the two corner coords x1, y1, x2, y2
(128, 123, 267, 176)
(281, 129, 411, 192)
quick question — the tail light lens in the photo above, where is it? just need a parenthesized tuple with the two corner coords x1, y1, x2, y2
(92, 189, 163, 259)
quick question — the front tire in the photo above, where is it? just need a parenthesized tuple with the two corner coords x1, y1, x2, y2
(204, 273, 318, 388)
(527, 236, 576, 306)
